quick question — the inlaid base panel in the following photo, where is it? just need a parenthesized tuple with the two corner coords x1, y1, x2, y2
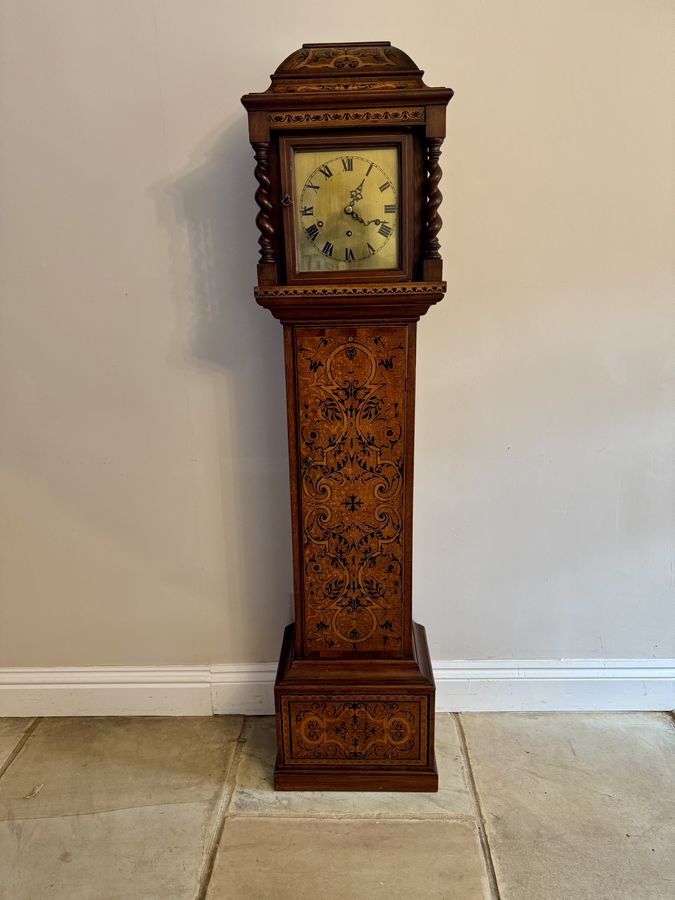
(274, 623, 438, 791)
(281, 694, 429, 767)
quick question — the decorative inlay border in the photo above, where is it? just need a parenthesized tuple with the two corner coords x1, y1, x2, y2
(269, 108, 424, 126)
(274, 80, 421, 93)
(282, 694, 427, 766)
(255, 282, 445, 299)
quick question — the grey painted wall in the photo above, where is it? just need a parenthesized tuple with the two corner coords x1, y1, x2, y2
(1, 0, 672, 665)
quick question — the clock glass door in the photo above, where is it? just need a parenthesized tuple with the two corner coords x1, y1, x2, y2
(292, 145, 400, 273)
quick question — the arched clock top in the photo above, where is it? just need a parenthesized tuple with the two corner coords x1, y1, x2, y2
(242, 41, 452, 106)
(275, 42, 420, 73)
(272, 42, 424, 87)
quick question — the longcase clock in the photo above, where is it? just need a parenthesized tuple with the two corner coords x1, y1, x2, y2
(242, 42, 453, 791)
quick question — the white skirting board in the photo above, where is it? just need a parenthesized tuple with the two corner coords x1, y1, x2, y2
(1, 660, 674, 716)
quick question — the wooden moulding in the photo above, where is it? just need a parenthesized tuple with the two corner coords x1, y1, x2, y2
(274, 622, 438, 792)
(241, 89, 453, 116)
(254, 281, 447, 324)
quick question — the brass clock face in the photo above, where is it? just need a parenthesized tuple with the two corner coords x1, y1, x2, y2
(293, 146, 400, 273)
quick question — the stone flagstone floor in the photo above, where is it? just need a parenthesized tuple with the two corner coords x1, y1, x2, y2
(0, 712, 674, 899)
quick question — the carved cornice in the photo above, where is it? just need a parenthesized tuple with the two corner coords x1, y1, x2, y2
(243, 88, 453, 114)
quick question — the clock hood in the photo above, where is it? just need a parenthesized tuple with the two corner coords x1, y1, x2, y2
(241, 41, 453, 108)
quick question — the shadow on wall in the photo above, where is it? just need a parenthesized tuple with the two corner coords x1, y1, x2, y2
(153, 115, 293, 659)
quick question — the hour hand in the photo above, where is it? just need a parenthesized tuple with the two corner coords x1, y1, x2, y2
(349, 179, 365, 204)
(344, 206, 384, 227)
(343, 205, 368, 225)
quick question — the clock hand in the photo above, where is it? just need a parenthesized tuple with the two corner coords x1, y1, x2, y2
(343, 205, 369, 225)
(349, 179, 365, 204)
(343, 206, 387, 228)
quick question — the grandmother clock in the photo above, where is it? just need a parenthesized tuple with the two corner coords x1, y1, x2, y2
(242, 43, 452, 791)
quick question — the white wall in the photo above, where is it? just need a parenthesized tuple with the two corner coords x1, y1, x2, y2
(0, 0, 672, 670)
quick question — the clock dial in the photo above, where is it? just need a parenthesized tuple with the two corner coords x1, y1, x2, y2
(292, 146, 400, 273)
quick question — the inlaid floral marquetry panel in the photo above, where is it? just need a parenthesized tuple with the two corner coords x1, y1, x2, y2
(282, 695, 427, 766)
(294, 326, 409, 656)
(284, 45, 409, 71)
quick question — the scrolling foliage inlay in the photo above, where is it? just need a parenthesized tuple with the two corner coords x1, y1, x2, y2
(296, 327, 408, 654)
(269, 109, 423, 126)
(286, 46, 405, 71)
(285, 697, 424, 765)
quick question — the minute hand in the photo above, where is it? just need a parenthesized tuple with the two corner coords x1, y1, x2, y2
(344, 207, 385, 227)
(344, 207, 368, 225)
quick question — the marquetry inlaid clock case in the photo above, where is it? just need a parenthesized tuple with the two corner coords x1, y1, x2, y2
(242, 42, 453, 791)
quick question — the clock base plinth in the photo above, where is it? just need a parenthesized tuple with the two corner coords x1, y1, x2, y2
(274, 767, 439, 793)
(273, 622, 438, 792)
